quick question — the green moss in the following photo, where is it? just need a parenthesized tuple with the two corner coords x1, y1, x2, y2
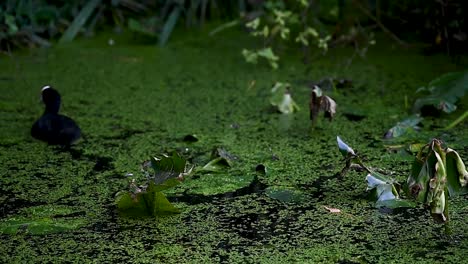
(0, 27, 467, 262)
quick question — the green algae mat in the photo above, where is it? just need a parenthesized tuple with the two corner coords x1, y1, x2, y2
(0, 30, 467, 263)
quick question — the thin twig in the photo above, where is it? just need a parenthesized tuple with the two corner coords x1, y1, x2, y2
(353, 0, 408, 47)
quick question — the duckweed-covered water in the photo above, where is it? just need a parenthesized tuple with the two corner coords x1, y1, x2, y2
(0, 29, 467, 263)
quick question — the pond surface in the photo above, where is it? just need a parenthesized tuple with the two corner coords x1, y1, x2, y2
(0, 29, 467, 263)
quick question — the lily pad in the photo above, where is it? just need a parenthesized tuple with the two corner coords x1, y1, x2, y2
(182, 174, 255, 196)
(265, 186, 306, 203)
(0, 205, 86, 235)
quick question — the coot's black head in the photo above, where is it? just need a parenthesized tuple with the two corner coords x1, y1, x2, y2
(41, 85, 61, 114)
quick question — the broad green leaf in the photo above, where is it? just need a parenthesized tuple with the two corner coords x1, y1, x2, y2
(336, 136, 355, 157)
(413, 71, 468, 114)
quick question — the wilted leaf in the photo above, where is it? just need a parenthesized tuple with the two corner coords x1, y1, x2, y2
(404, 138, 467, 222)
(310, 86, 337, 123)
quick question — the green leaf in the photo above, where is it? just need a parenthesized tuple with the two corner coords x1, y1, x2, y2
(413, 71, 468, 114)
(148, 152, 186, 184)
(182, 174, 255, 196)
(59, 0, 101, 43)
(270, 82, 300, 114)
(0, 218, 84, 235)
(384, 115, 423, 139)
(0, 205, 86, 235)
(116, 182, 180, 217)
(159, 6, 182, 46)
(265, 186, 306, 203)
(201, 157, 231, 172)
(153, 191, 180, 214)
(5, 14, 18, 34)
(336, 136, 355, 157)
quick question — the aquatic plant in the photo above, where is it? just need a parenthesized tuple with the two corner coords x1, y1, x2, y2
(115, 152, 191, 217)
(269, 82, 300, 114)
(337, 136, 468, 223)
(384, 70, 468, 139)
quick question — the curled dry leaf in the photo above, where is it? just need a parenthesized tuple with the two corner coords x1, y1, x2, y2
(310, 85, 337, 123)
(323, 206, 341, 213)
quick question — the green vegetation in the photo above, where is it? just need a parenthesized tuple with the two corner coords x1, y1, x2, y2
(0, 2, 467, 262)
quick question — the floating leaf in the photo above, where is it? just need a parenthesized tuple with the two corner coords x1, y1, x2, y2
(413, 71, 468, 114)
(0, 205, 86, 235)
(336, 136, 355, 157)
(384, 115, 423, 139)
(183, 174, 255, 196)
(265, 186, 306, 203)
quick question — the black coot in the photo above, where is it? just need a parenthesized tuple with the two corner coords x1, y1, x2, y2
(31, 86, 81, 145)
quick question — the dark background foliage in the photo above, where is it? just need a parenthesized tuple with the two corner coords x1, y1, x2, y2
(0, 0, 466, 55)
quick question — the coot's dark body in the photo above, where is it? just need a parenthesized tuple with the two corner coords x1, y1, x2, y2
(31, 86, 81, 145)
